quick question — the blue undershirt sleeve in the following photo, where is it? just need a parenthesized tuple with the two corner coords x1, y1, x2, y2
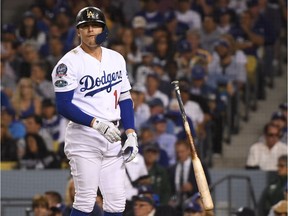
(55, 90, 93, 127)
(119, 98, 135, 130)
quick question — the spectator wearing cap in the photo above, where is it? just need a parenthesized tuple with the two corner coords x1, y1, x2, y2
(216, 8, 235, 35)
(143, 143, 172, 205)
(145, 73, 169, 108)
(183, 199, 203, 216)
(175, 39, 194, 79)
(150, 114, 177, 166)
(258, 155, 288, 216)
(131, 84, 151, 131)
(175, 0, 202, 30)
(134, 0, 165, 37)
(129, 193, 177, 216)
(131, 16, 153, 52)
(246, 123, 287, 171)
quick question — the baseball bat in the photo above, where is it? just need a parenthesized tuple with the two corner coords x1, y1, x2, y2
(171, 80, 214, 211)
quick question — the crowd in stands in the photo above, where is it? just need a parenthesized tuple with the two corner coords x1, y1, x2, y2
(1, 0, 287, 215)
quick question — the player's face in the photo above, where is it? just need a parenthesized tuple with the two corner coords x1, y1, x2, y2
(78, 22, 103, 47)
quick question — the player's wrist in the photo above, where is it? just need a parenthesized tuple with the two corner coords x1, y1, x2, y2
(90, 118, 97, 127)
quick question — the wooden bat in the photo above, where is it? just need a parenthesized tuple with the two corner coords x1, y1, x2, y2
(171, 80, 214, 211)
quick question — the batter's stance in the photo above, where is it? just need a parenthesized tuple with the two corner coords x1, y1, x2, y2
(51, 7, 138, 216)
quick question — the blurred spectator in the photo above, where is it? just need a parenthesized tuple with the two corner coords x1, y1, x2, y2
(269, 199, 288, 216)
(216, 8, 235, 34)
(45, 37, 64, 68)
(131, 84, 151, 132)
(41, 99, 68, 151)
(150, 114, 177, 165)
(124, 152, 150, 213)
(1, 43, 18, 96)
(1, 107, 26, 140)
(131, 16, 153, 53)
(134, 0, 165, 36)
(15, 11, 47, 51)
(270, 111, 287, 144)
(142, 143, 172, 205)
(175, 39, 194, 79)
(185, 29, 213, 69)
(22, 114, 54, 152)
(44, 191, 66, 213)
(54, 7, 77, 53)
(168, 140, 211, 213)
(1, 123, 18, 162)
(29, 4, 50, 34)
(163, 10, 189, 43)
(138, 127, 170, 167)
(31, 194, 50, 216)
(119, 0, 142, 25)
(134, 48, 154, 87)
(258, 155, 288, 216)
(246, 123, 287, 171)
(145, 73, 169, 108)
(30, 61, 55, 100)
(127, 193, 177, 216)
(169, 84, 205, 137)
(175, 0, 202, 30)
(152, 35, 176, 68)
(199, 15, 221, 54)
(279, 102, 288, 119)
(18, 42, 51, 79)
(19, 133, 61, 169)
(10, 78, 42, 119)
(120, 27, 142, 67)
(182, 198, 204, 216)
(191, 0, 214, 19)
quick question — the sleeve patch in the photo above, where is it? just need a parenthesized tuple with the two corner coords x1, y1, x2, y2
(56, 63, 68, 78)
(54, 80, 68, 87)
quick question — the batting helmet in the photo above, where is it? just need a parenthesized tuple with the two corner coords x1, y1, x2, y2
(75, 6, 108, 45)
(76, 6, 106, 28)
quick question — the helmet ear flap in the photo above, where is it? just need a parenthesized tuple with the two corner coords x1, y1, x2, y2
(95, 26, 109, 45)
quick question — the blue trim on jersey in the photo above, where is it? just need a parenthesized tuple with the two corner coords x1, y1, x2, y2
(55, 90, 93, 127)
(119, 99, 135, 130)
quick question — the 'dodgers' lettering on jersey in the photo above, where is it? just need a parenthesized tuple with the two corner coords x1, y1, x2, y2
(80, 70, 122, 97)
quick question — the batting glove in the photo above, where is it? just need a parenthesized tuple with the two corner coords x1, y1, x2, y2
(92, 120, 121, 143)
(122, 132, 139, 163)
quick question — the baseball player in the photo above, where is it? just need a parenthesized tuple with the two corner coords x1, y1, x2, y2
(51, 7, 138, 216)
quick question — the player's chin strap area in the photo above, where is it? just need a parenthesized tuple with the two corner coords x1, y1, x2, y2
(95, 26, 108, 45)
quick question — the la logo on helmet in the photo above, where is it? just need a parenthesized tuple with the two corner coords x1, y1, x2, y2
(87, 10, 94, 18)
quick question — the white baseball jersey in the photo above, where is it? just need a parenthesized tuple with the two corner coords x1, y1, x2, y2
(51, 45, 131, 122)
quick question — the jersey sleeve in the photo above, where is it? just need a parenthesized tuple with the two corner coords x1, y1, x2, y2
(51, 53, 79, 92)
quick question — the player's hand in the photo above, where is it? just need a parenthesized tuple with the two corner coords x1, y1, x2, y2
(122, 132, 139, 163)
(92, 120, 121, 143)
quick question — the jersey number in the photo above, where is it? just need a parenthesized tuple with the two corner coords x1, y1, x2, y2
(114, 90, 118, 109)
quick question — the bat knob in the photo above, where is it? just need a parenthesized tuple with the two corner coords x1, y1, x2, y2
(171, 80, 179, 90)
